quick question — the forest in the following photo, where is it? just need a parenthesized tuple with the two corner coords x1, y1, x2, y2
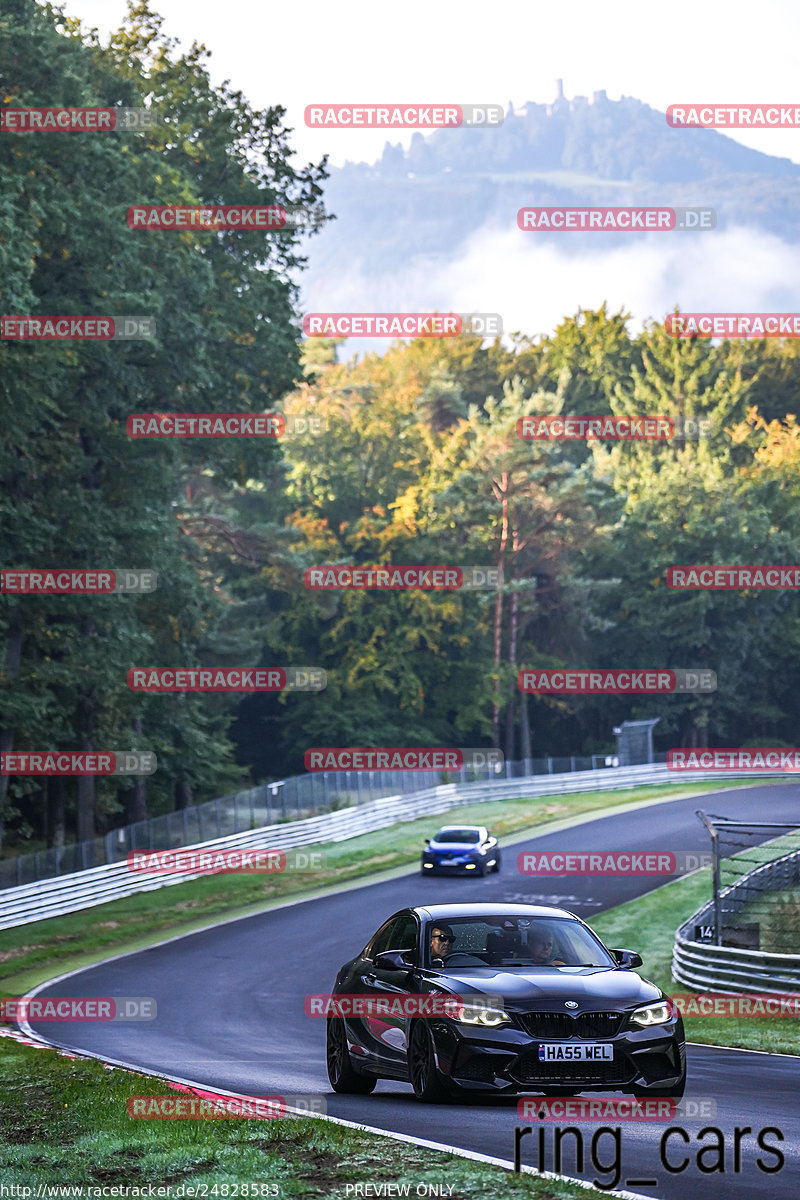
(2, 0, 800, 855)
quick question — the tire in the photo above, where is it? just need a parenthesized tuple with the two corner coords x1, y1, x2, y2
(326, 1017, 377, 1094)
(408, 1020, 451, 1102)
(492, 852, 501, 873)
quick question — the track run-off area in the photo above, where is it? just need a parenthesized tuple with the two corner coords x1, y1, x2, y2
(21, 783, 800, 1199)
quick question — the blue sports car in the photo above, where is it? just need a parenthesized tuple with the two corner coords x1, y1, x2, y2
(421, 825, 501, 876)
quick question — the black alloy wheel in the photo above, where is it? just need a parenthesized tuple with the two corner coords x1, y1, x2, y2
(408, 1020, 450, 1102)
(326, 1017, 376, 1093)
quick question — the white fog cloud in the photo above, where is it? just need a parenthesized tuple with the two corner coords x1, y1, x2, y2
(301, 222, 800, 353)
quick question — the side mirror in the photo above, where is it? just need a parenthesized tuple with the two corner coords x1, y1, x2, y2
(374, 949, 415, 971)
(611, 948, 643, 969)
(424, 838, 431, 845)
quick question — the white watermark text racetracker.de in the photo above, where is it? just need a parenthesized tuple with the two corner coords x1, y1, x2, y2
(302, 313, 502, 337)
(127, 667, 325, 692)
(518, 206, 716, 231)
(0, 106, 158, 131)
(1, 996, 156, 1020)
(518, 669, 716, 693)
(304, 103, 503, 128)
(304, 566, 499, 591)
(127, 1094, 325, 1119)
(1, 570, 156, 593)
(304, 748, 503, 771)
(1, 751, 156, 776)
(127, 848, 325, 875)
(668, 748, 800, 771)
(518, 850, 712, 875)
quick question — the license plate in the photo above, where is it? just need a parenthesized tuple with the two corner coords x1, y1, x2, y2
(538, 1043, 614, 1061)
(440, 859, 456, 865)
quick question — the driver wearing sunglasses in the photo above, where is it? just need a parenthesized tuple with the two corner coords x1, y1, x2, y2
(429, 924, 456, 966)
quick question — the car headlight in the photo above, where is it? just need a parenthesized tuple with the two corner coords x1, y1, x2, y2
(631, 1001, 673, 1026)
(457, 1004, 510, 1027)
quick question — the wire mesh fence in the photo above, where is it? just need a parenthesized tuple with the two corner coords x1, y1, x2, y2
(696, 811, 800, 952)
(0, 751, 637, 888)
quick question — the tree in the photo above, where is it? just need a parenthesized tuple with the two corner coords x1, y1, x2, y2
(0, 0, 328, 851)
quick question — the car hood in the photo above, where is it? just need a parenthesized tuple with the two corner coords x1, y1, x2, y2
(429, 966, 662, 1009)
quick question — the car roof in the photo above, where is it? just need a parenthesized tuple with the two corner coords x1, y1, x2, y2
(412, 902, 576, 920)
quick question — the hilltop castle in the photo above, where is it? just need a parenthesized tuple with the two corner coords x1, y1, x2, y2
(507, 82, 610, 120)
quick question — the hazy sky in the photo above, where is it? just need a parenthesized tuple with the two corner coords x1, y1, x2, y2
(60, 0, 800, 169)
(54, 0, 800, 340)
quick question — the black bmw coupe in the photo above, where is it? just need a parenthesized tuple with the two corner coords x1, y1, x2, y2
(325, 903, 686, 1102)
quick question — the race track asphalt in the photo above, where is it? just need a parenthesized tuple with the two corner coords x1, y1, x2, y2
(23, 782, 800, 1199)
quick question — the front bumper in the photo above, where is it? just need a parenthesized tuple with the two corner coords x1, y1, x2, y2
(421, 855, 482, 874)
(426, 1013, 685, 1094)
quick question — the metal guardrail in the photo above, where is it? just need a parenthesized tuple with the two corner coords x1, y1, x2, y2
(0, 762, 771, 930)
(672, 848, 800, 994)
(0, 753, 619, 889)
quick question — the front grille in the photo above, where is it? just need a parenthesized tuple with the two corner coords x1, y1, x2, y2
(518, 1011, 623, 1039)
(511, 1055, 633, 1087)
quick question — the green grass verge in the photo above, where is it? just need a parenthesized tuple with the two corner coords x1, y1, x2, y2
(591, 871, 800, 1055)
(738, 887, 800, 953)
(0, 780, 754, 997)
(0, 1039, 590, 1197)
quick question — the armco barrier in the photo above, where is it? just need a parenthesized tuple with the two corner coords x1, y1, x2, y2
(672, 848, 800, 994)
(1, 753, 614, 888)
(0, 762, 769, 930)
(672, 938, 800, 994)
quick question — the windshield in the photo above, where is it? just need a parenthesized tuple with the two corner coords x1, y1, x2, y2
(433, 828, 481, 844)
(424, 914, 615, 969)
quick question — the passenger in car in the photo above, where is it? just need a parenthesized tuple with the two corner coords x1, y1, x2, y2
(530, 927, 566, 966)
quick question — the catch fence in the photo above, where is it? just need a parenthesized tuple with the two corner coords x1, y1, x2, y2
(0, 752, 625, 889)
